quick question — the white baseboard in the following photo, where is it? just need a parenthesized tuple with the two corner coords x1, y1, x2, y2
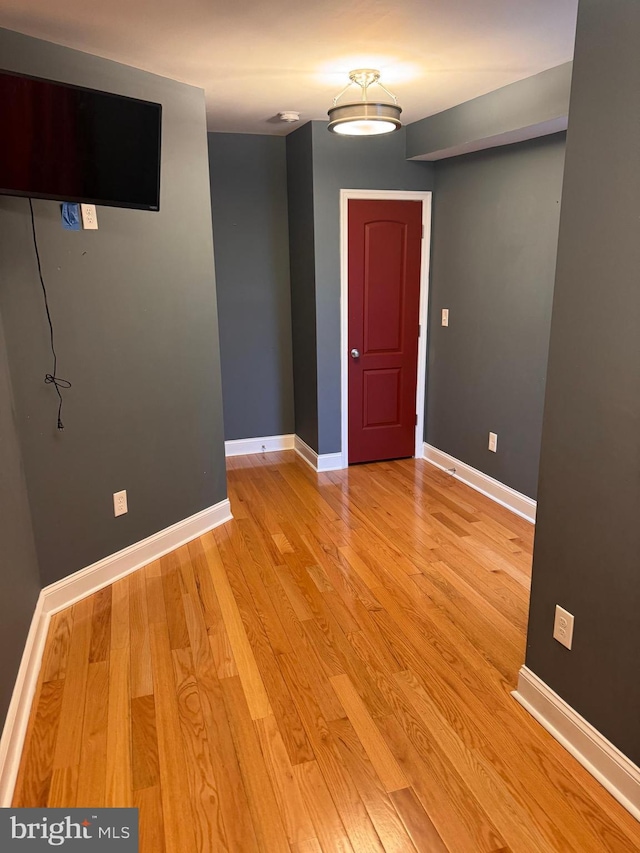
(44, 499, 232, 615)
(423, 443, 536, 523)
(294, 435, 318, 470)
(513, 666, 640, 822)
(0, 594, 49, 807)
(294, 435, 344, 473)
(0, 497, 232, 806)
(225, 434, 295, 456)
(225, 433, 344, 472)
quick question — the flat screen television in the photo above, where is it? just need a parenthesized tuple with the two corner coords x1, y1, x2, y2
(0, 70, 162, 211)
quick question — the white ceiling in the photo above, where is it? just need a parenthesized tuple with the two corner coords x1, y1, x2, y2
(0, 0, 578, 135)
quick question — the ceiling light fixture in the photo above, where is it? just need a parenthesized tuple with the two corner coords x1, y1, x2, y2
(327, 69, 402, 136)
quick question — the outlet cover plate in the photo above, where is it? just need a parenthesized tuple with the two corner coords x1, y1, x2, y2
(81, 203, 99, 230)
(553, 605, 574, 650)
(113, 489, 128, 517)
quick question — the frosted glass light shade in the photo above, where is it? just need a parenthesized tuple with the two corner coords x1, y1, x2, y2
(327, 102, 402, 135)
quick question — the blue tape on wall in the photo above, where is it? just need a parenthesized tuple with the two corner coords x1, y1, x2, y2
(61, 202, 81, 230)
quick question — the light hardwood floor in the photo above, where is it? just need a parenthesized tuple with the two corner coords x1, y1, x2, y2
(13, 452, 640, 851)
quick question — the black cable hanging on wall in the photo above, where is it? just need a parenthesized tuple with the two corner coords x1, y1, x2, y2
(28, 199, 71, 430)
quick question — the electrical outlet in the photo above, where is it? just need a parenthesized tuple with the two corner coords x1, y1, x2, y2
(113, 489, 128, 517)
(441, 308, 449, 327)
(81, 204, 99, 230)
(488, 432, 498, 452)
(553, 605, 574, 650)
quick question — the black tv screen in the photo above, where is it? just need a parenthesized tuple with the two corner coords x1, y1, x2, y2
(0, 70, 162, 211)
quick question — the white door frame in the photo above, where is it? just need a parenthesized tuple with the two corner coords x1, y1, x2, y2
(339, 188, 432, 469)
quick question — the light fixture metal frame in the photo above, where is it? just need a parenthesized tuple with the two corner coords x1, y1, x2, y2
(328, 68, 402, 135)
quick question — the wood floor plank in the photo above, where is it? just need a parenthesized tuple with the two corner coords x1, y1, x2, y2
(53, 596, 93, 770)
(135, 785, 166, 853)
(283, 636, 347, 728)
(390, 786, 449, 853)
(233, 518, 294, 656)
(145, 559, 162, 577)
(179, 586, 262, 853)
(221, 527, 314, 764)
(273, 531, 294, 555)
(393, 669, 560, 853)
(202, 530, 272, 720)
(145, 562, 167, 624)
(431, 509, 471, 538)
(403, 662, 640, 852)
(171, 646, 229, 852)
(48, 766, 79, 807)
(410, 569, 523, 681)
(430, 541, 528, 626)
(15, 452, 640, 853)
(233, 480, 288, 562)
(130, 568, 153, 699)
(110, 575, 131, 651)
(368, 579, 522, 736)
(105, 646, 132, 807)
(208, 620, 239, 679)
(377, 712, 507, 852)
(220, 675, 290, 853)
(42, 608, 74, 681)
(293, 759, 354, 853)
(330, 673, 408, 793)
(182, 540, 240, 679)
(255, 714, 317, 847)
(277, 651, 386, 853)
(186, 538, 225, 631)
(238, 539, 346, 723)
(275, 550, 392, 720)
(149, 620, 199, 853)
(338, 544, 386, 595)
(292, 840, 323, 853)
(161, 552, 190, 650)
(276, 565, 314, 621)
(131, 694, 159, 792)
(306, 563, 333, 593)
(346, 626, 404, 685)
(77, 660, 109, 807)
(329, 717, 419, 853)
(323, 590, 361, 635)
(12, 679, 65, 807)
(89, 586, 112, 664)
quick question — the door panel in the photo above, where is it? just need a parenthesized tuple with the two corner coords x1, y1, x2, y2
(363, 369, 401, 427)
(348, 199, 422, 464)
(363, 221, 405, 352)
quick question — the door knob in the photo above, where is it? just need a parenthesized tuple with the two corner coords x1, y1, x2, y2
(350, 348, 360, 359)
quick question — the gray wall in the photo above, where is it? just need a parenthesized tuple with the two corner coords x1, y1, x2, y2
(526, 0, 640, 764)
(427, 134, 566, 499)
(310, 124, 434, 454)
(208, 133, 294, 441)
(0, 28, 226, 587)
(407, 63, 572, 161)
(0, 316, 41, 727)
(286, 123, 319, 450)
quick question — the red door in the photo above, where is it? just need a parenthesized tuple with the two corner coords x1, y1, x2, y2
(348, 199, 422, 464)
